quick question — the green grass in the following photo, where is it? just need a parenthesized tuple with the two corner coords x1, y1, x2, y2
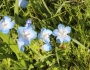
(0, 0, 90, 70)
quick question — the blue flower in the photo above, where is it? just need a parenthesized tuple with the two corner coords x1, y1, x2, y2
(25, 19, 35, 30)
(38, 28, 52, 43)
(42, 43, 52, 51)
(17, 26, 37, 51)
(0, 16, 15, 34)
(19, 0, 28, 8)
(52, 24, 71, 43)
(25, 19, 32, 27)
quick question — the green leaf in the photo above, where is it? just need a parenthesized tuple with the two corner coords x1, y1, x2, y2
(14, 0, 18, 15)
(0, 32, 27, 67)
(14, 0, 19, 27)
(72, 39, 85, 48)
(42, 0, 52, 15)
(56, 1, 70, 14)
(0, 32, 20, 59)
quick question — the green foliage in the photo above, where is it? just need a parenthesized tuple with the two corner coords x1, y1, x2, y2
(0, 0, 90, 70)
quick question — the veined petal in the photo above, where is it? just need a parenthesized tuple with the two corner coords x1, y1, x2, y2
(65, 26, 71, 34)
(42, 43, 52, 51)
(58, 24, 65, 31)
(64, 35, 71, 42)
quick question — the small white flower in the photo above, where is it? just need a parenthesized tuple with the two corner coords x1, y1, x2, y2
(52, 24, 71, 43)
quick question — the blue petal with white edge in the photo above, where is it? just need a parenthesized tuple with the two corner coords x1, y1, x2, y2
(42, 43, 52, 51)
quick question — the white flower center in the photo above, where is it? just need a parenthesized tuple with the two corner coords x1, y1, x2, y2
(22, 30, 30, 40)
(41, 33, 49, 39)
(59, 29, 67, 37)
(2, 22, 8, 29)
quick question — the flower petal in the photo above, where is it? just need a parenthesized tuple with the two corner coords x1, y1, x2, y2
(42, 43, 52, 51)
(58, 24, 65, 30)
(46, 29, 52, 35)
(43, 38, 50, 43)
(17, 38, 24, 52)
(65, 26, 71, 34)
(8, 21, 15, 29)
(19, 0, 28, 8)
(52, 29, 59, 36)
(4, 16, 11, 22)
(38, 28, 52, 43)
(17, 27, 24, 37)
(56, 36, 64, 43)
(27, 28, 37, 40)
(2, 30, 10, 34)
(23, 39, 30, 46)
(64, 35, 71, 42)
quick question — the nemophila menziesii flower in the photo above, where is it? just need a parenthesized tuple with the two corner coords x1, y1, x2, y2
(19, 0, 28, 8)
(42, 43, 52, 51)
(52, 24, 71, 43)
(0, 16, 15, 34)
(38, 28, 52, 43)
(25, 19, 35, 30)
(25, 19, 32, 27)
(17, 27, 37, 51)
